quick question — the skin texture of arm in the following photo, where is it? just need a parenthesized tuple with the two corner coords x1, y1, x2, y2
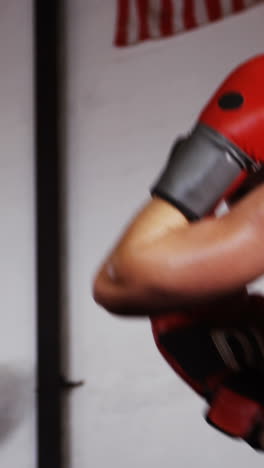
(93, 183, 264, 316)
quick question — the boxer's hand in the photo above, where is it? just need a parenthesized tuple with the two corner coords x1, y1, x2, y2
(152, 55, 264, 220)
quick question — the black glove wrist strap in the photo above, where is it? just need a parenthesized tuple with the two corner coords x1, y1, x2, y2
(151, 123, 258, 220)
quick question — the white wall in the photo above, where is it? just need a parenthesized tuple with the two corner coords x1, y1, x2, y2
(0, 1, 35, 467)
(66, 2, 264, 467)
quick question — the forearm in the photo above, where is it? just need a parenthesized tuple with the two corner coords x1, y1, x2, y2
(93, 185, 264, 315)
(93, 198, 188, 314)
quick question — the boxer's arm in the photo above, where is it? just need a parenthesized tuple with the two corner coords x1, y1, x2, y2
(93, 184, 264, 316)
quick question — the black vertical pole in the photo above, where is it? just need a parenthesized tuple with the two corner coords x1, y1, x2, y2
(34, 1, 63, 467)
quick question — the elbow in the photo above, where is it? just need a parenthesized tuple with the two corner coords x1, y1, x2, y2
(92, 275, 107, 310)
(92, 252, 157, 316)
(92, 257, 137, 316)
(92, 272, 120, 315)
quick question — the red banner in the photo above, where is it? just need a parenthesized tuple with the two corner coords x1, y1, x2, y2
(115, 0, 262, 47)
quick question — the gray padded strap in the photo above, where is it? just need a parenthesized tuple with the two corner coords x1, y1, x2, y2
(151, 123, 257, 220)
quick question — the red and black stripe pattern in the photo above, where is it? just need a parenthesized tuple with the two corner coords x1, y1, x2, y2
(114, 0, 261, 46)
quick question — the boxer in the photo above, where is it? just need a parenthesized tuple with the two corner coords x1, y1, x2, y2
(93, 55, 264, 450)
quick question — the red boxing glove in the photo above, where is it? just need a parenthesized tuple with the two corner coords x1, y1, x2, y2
(200, 55, 264, 165)
(151, 294, 264, 450)
(206, 370, 264, 450)
(151, 55, 264, 220)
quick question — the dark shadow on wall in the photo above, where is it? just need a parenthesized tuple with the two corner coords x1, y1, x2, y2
(0, 364, 34, 444)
